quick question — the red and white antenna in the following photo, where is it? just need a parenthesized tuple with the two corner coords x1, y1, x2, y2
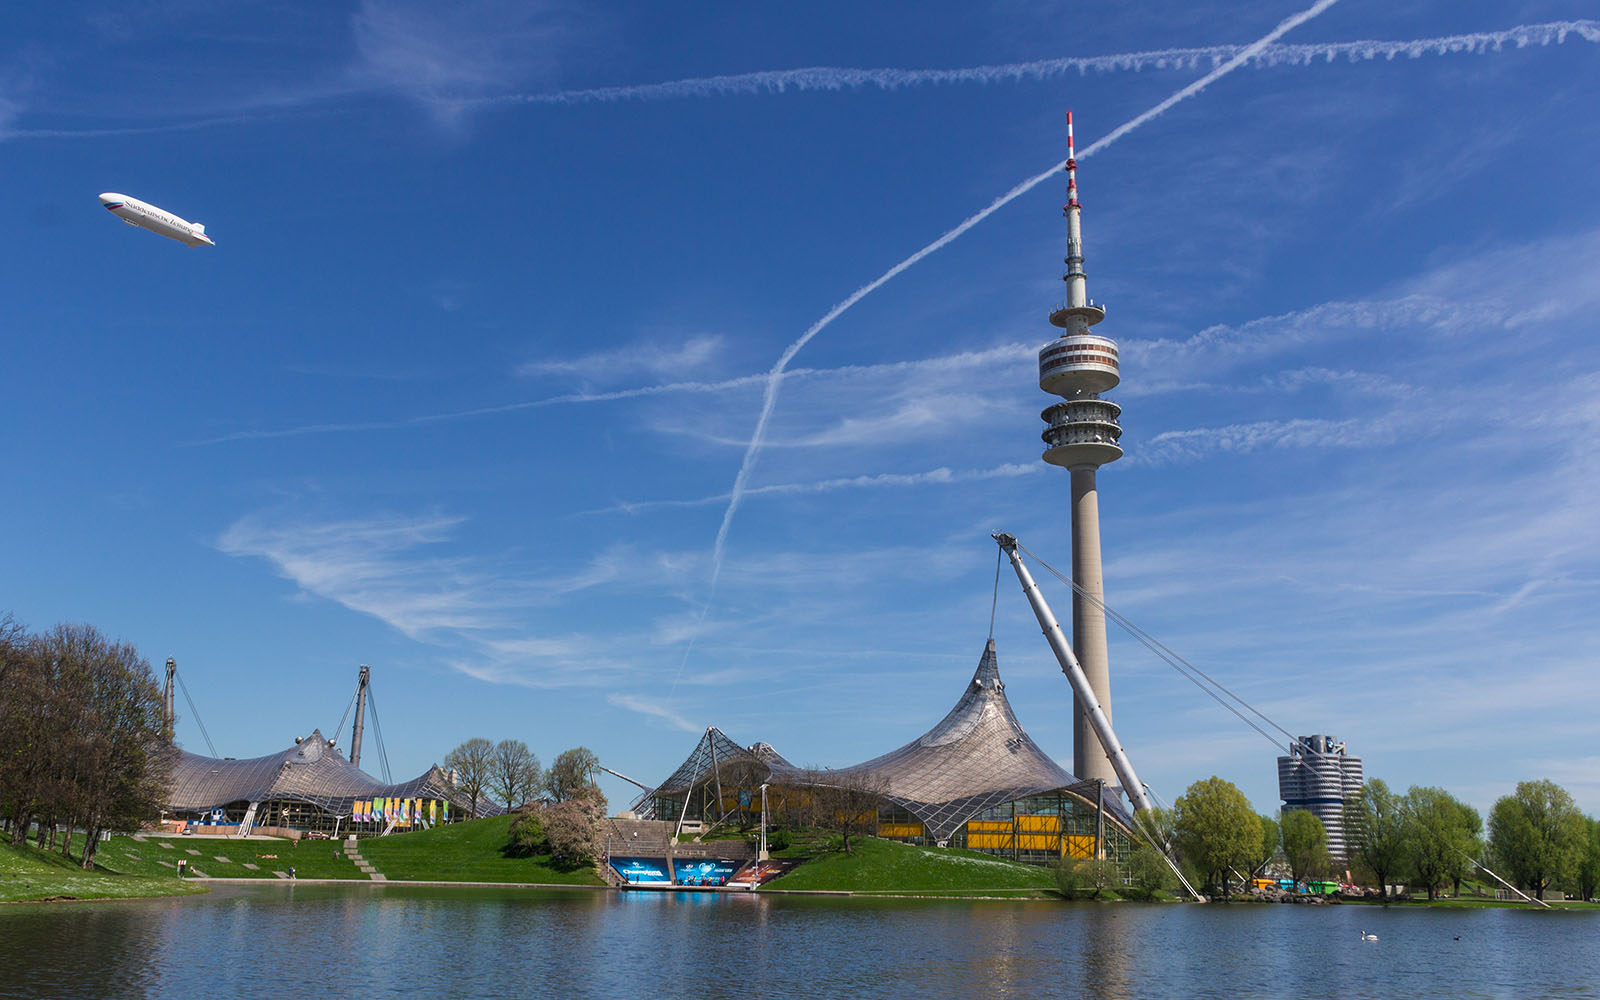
(1065, 109, 1080, 209)
(1061, 109, 1087, 308)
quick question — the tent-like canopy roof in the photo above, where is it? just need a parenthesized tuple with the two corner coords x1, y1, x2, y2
(166, 729, 480, 815)
(832, 639, 1124, 841)
(639, 639, 1130, 842)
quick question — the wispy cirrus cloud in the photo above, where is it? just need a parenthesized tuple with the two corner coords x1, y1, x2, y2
(185, 342, 1033, 445)
(586, 462, 1040, 515)
(607, 693, 700, 734)
(1133, 416, 1384, 466)
(517, 334, 726, 382)
(215, 512, 665, 638)
(347, 0, 579, 121)
(216, 512, 495, 638)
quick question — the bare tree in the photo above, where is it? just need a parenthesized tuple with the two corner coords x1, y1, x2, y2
(491, 739, 541, 810)
(443, 738, 495, 818)
(717, 758, 768, 831)
(804, 767, 886, 854)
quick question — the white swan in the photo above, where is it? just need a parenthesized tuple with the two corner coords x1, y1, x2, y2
(1361, 931, 1379, 941)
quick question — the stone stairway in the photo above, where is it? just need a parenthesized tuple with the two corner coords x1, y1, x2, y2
(605, 817, 675, 857)
(343, 836, 386, 881)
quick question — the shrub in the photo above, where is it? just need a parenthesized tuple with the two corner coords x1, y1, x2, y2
(505, 807, 547, 857)
(1055, 857, 1121, 899)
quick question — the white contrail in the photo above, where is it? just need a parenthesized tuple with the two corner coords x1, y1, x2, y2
(704, 0, 1345, 592)
(663, 0, 1347, 697)
(12, 21, 1593, 141)
(479, 20, 1596, 108)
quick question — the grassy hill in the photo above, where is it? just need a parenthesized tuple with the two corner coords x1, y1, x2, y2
(45, 832, 366, 881)
(356, 815, 604, 885)
(0, 840, 204, 903)
(763, 837, 1060, 896)
(43, 817, 601, 887)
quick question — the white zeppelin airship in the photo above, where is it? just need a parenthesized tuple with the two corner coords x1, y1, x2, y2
(98, 192, 214, 247)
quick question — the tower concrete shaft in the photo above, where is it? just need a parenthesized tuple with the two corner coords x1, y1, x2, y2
(1035, 111, 1122, 789)
(1070, 469, 1114, 785)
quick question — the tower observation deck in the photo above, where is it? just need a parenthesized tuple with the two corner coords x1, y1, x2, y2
(1038, 112, 1122, 789)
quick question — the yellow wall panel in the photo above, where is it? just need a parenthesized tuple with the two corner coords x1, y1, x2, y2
(1017, 815, 1061, 832)
(967, 820, 1011, 832)
(1063, 835, 1096, 859)
(1017, 834, 1059, 850)
(878, 823, 924, 838)
(968, 833, 1013, 849)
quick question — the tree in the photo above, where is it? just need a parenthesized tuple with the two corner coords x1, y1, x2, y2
(1172, 777, 1262, 897)
(803, 767, 886, 854)
(1488, 780, 1587, 897)
(0, 623, 172, 866)
(1250, 813, 1280, 876)
(1280, 809, 1331, 883)
(0, 614, 42, 843)
(1126, 845, 1176, 901)
(1576, 817, 1600, 902)
(544, 747, 600, 803)
(1400, 786, 1480, 901)
(543, 790, 607, 865)
(1344, 779, 1408, 895)
(491, 739, 541, 811)
(443, 738, 495, 819)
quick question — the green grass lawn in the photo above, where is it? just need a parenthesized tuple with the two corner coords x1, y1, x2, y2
(762, 837, 1060, 895)
(0, 840, 204, 903)
(356, 815, 603, 885)
(55, 832, 367, 881)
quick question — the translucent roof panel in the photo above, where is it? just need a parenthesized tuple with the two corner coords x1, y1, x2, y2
(166, 729, 485, 815)
(830, 639, 1119, 840)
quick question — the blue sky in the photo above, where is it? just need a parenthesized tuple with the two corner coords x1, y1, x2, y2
(4, 1, 1598, 820)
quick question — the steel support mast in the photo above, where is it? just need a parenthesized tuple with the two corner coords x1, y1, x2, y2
(993, 532, 1153, 814)
(350, 665, 370, 768)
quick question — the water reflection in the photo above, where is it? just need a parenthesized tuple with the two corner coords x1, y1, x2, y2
(0, 887, 1596, 1000)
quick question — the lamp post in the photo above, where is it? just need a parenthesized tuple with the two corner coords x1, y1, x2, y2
(758, 783, 769, 861)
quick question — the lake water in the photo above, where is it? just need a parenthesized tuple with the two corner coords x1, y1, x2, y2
(2, 884, 1596, 999)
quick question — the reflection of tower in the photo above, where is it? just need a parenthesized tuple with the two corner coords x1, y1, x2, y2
(1038, 112, 1123, 787)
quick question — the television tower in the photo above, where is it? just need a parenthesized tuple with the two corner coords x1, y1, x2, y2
(1037, 111, 1122, 788)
